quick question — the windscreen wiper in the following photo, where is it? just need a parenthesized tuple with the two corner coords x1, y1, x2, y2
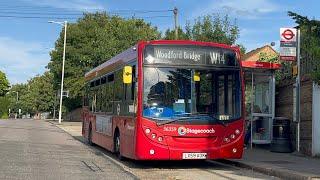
(213, 118, 227, 127)
(157, 117, 195, 126)
(187, 113, 228, 127)
(156, 114, 228, 127)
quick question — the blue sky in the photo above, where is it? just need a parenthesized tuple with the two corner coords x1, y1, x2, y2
(0, 0, 319, 84)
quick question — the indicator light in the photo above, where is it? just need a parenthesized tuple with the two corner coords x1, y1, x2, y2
(235, 129, 240, 135)
(150, 149, 155, 155)
(151, 133, 157, 139)
(145, 128, 151, 134)
(224, 138, 230, 142)
(230, 134, 235, 139)
(232, 148, 237, 153)
(158, 136, 163, 142)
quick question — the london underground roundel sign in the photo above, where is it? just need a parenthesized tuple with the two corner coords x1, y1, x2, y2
(280, 28, 297, 42)
(282, 29, 294, 40)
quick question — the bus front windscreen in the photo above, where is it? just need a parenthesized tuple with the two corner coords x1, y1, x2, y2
(143, 67, 241, 122)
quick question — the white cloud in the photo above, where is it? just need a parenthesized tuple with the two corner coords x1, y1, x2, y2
(22, 0, 105, 11)
(191, 0, 281, 20)
(0, 37, 50, 84)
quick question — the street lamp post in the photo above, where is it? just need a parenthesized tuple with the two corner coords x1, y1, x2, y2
(49, 20, 67, 124)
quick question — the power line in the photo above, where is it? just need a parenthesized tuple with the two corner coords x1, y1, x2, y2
(109, 9, 173, 13)
(0, 4, 104, 11)
(0, 15, 78, 20)
(0, 8, 174, 21)
(0, 11, 84, 16)
(0, 11, 170, 16)
(132, 15, 172, 19)
(0, 6, 172, 13)
(0, 14, 172, 20)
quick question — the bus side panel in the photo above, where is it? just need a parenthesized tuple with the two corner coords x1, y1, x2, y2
(82, 110, 114, 152)
(94, 132, 114, 152)
(113, 116, 136, 159)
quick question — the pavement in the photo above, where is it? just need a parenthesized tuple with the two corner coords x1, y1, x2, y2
(53, 120, 320, 180)
(0, 119, 136, 180)
(219, 147, 320, 180)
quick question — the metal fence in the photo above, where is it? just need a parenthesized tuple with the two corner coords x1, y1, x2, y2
(300, 54, 319, 76)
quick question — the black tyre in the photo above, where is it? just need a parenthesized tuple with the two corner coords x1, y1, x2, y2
(114, 131, 124, 160)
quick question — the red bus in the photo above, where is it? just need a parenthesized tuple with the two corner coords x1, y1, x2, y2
(82, 40, 245, 160)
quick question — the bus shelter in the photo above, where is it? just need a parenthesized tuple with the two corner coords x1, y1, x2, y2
(242, 61, 281, 148)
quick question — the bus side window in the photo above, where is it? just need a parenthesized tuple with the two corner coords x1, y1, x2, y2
(92, 90, 97, 112)
(114, 70, 123, 101)
(106, 74, 114, 113)
(101, 76, 107, 112)
(89, 81, 95, 112)
(83, 83, 89, 107)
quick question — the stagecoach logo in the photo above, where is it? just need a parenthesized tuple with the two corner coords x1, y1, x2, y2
(178, 127, 187, 136)
(177, 127, 216, 136)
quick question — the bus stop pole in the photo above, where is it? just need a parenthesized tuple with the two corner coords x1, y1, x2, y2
(296, 28, 301, 152)
(250, 72, 254, 149)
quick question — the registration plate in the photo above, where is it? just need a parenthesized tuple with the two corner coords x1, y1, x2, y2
(182, 153, 207, 159)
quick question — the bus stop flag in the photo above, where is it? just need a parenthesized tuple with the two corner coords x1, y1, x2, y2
(280, 28, 297, 61)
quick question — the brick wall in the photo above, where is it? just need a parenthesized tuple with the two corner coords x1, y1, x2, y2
(275, 78, 313, 156)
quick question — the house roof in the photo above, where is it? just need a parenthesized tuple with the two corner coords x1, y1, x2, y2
(242, 45, 278, 61)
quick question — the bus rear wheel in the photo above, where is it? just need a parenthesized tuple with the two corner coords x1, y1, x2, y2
(114, 131, 124, 160)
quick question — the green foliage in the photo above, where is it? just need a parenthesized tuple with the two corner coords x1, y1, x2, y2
(164, 14, 239, 44)
(1, 113, 8, 119)
(0, 71, 9, 96)
(258, 52, 285, 82)
(258, 52, 279, 63)
(27, 72, 55, 114)
(0, 96, 10, 118)
(288, 11, 320, 83)
(47, 12, 161, 111)
(7, 72, 55, 115)
(237, 44, 247, 55)
(7, 83, 28, 114)
(163, 27, 189, 40)
(163, 14, 244, 52)
(188, 14, 239, 44)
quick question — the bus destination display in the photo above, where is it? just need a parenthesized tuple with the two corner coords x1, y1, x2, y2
(144, 45, 238, 67)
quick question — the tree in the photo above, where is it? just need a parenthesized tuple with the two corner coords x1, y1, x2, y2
(8, 72, 55, 116)
(163, 27, 189, 40)
(7, 83, 28, 115)
(0, 71, 9, 96)
(0, 96, 10, 118)
(27, 72, 55, 114)
(163, 14, 241, 46)
(288, 11, 320, 84)
(258, 52, 279, 63)
(47, 12, 161, 111)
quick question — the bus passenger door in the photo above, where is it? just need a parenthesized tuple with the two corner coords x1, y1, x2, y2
(122, 64, 137, 158)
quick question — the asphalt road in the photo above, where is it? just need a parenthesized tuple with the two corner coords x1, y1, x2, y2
(0, 119, 278, 180)
(0, 119, 135, 180)
(57, 121, 279, 180)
